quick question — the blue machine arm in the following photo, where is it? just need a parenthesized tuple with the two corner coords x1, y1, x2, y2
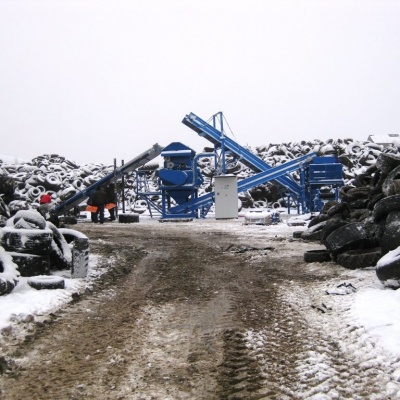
(55, 143, 164, 215)
(182, 112, 303, 196)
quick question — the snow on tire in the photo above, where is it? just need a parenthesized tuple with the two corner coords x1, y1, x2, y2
(27, 275, 65, 290)
(380, 211, 400, 255)
(376, 247, 400, 287)
(58, 228, 88, 244)
(0, 227, 53, 255)
(13, 210, 47, 230)
(9, 252, 51, 277)
(0, 247, 20, 296)
(46, 222, 72, 270)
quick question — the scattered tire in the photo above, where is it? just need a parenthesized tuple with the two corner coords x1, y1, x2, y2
(27, 275, 65, 290)
(304, 250, 331, 263)
(336, 248, 382, 269)
(119, 214, 139, 223)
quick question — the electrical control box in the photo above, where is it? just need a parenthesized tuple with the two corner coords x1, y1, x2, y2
(214, 175, 238, 219)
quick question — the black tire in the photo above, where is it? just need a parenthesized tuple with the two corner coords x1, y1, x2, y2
(382, 165, 400, 196)
(325, 222, 376, 257)
(367, 193, 385, 210)
(376, 152, 400, 174)
(308, 214, 328, 228)
(9, 252, 51, 277)
(1, 228, 53, 255)
(301, 220, 328, 241)
(336, 248, 382, 269)
(293, 231, 303, 239)
(346, 187, 371, 199)
(119, 214, 139, 223)
(320, 219, 349, 245)
(27, 275, 65, 290)
(373, 195, 400, 222)
(304, 250, 331, 263)
(381, 211, 400, 255)
(349, 209, 371, 222)
(326, 203, 350, 219)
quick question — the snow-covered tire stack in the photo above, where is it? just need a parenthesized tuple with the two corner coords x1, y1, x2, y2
(0, 210, 72, 275)
(0, 247, 20, 296)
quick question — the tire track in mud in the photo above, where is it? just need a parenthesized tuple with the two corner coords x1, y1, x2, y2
(2, 223, 400, 399)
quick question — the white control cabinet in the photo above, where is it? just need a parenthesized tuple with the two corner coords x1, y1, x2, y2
(214, 175, 238, 219)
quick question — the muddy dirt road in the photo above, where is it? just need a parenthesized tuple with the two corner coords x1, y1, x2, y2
(0, 220, 399, 399)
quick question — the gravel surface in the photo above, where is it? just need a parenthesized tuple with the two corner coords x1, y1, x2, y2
(1, 219, 400, 399)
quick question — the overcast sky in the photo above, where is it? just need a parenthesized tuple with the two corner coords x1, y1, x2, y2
(1, 0, 400, 165)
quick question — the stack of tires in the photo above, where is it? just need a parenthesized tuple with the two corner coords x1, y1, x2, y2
(0, 210, 72, 289)
(298, 152, 400, 288)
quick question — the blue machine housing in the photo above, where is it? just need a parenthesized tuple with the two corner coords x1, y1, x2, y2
(158, 142, 204, 219)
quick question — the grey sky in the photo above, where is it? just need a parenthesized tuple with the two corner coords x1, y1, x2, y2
(1, 0, 399, 165)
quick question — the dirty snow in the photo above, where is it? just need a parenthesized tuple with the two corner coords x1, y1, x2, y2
(1, 215, 400, 382)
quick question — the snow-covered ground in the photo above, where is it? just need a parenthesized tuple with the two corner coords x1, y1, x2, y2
(1, 215, 400, 365)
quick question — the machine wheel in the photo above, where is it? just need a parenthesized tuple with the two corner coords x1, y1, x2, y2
(293, 231, 303, 239)
(304, 250, 331, 263)
(119, 214, 139, 223)
(27, 275, 65, 290)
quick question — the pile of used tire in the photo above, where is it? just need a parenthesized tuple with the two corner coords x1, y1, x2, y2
(0, 140, 389, 217)
(298, 151, 400, 288)
(0, 154, 114, 220)
(0, 209, 88, 296)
